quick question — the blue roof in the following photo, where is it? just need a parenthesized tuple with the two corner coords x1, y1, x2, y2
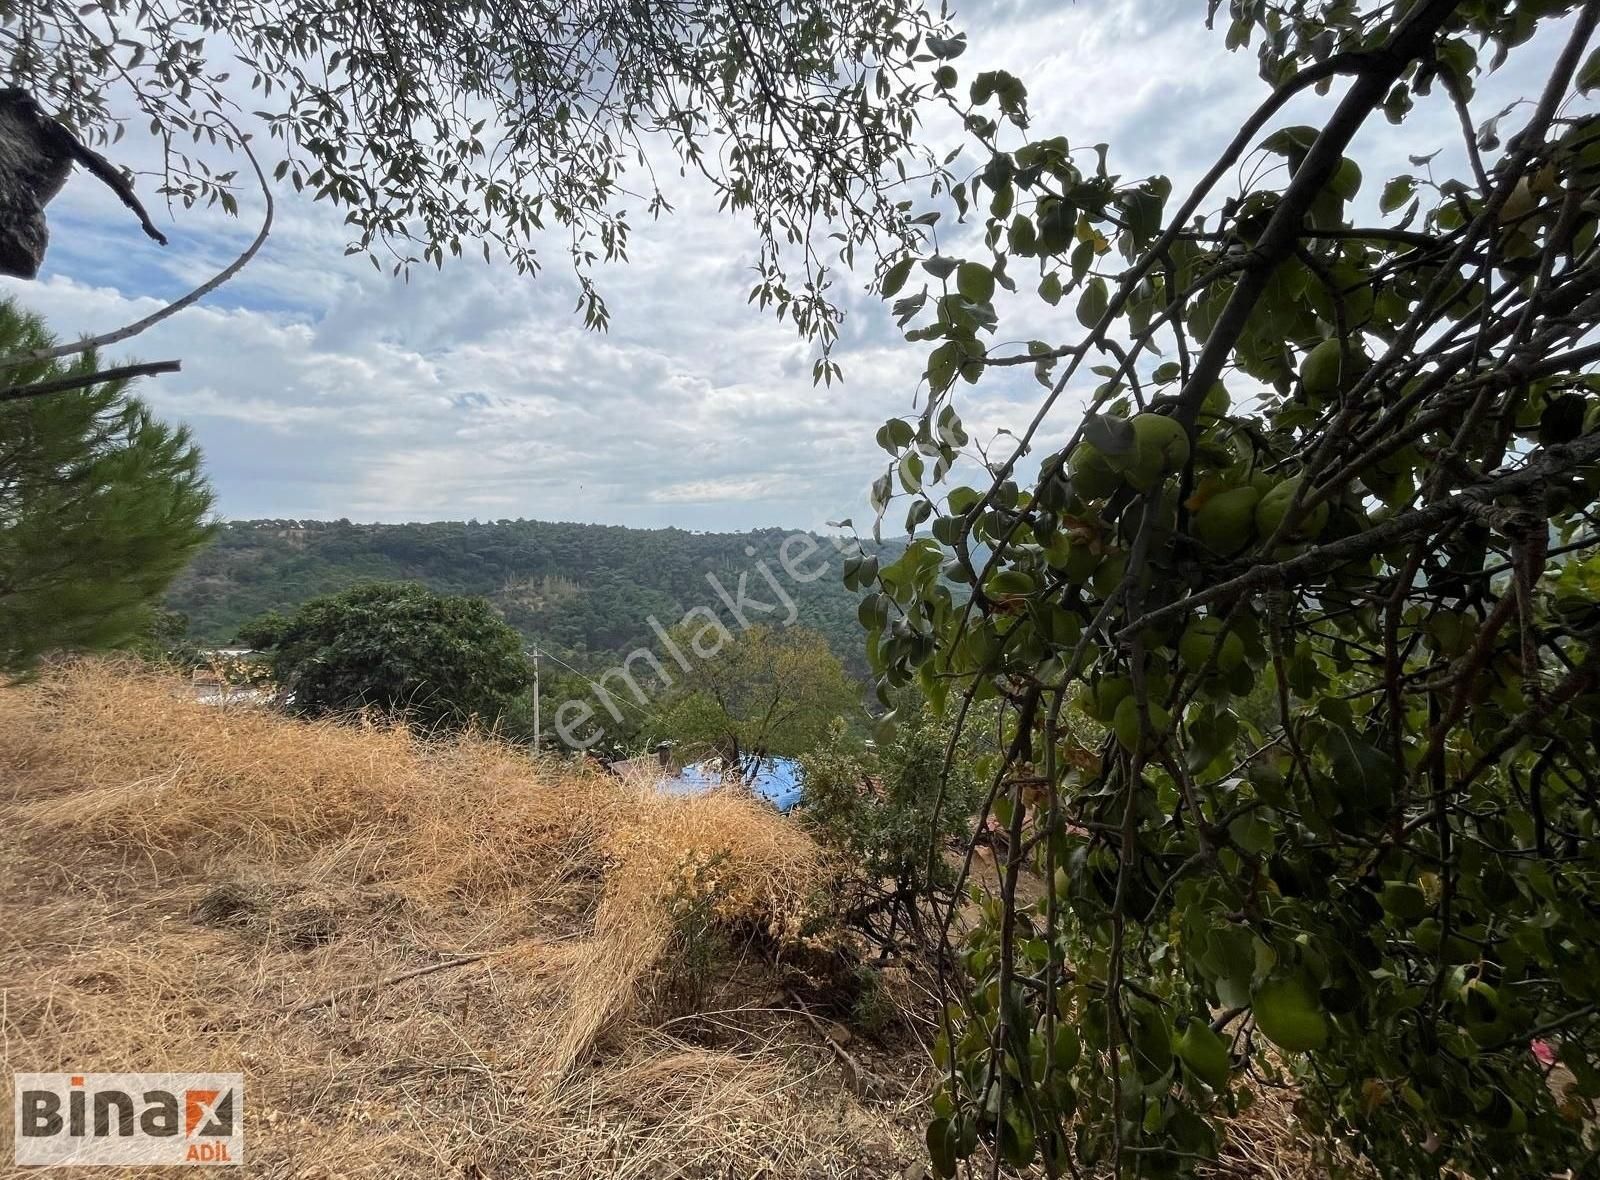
(655, 756, 804, 813)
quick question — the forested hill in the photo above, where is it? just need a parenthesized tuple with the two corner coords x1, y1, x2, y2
(167, 518, 879, 672)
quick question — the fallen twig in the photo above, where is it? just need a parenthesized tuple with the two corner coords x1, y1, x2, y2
(290, 953, 487, 1014)
(784, 988, 868, 1096)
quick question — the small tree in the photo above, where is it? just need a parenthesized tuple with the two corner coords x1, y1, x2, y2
(0, 301, 214, 676)
(801, 698, 991, 907)
(652, 624, 861, 767)
(252, 581, 530, 730)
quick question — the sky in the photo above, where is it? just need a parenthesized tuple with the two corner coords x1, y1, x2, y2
(2, 0, 1568, 533)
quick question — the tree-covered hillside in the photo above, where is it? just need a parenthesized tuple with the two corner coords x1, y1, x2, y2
(167, 519, 878, 674)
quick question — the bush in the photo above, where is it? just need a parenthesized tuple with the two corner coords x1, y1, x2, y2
(250, 581, 530, 730)
(800, 703, 989, 899)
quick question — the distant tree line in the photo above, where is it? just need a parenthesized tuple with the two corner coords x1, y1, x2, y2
(167, 518, 891, 678)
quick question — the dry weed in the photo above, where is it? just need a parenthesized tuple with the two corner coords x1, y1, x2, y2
(0, 661, 1327, 1178)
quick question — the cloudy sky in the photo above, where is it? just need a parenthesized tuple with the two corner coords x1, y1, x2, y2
(4, 0, 1563, 532)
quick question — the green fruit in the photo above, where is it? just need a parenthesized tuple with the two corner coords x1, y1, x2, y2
(1379, 882, 1429, 921)
(1049, 540, 1099, 585)
(1255, 477, 1329, 541)
(1178, 617, 1246, 674)
(1069, 441, 1121, 499)
(1461, 978, 1501, 1025)
(1131, 1006, 1174, 1081)
(1082, 675, 1131, 722)
(1252, 975, 1329, 1053)
(1428, 611, 1476, 658)
(1092, 550, 1128, 600)
(1478, 1089, 1527, 1132)
(1329, 156, 1362, 200)
(1174, 1019, 1233, 1090)
(1498, 176, 1536, 225)
(1111, 413, 1191, 490)
(1299, 338, 1345, 399)
(1113, 695, 1170, 752)
(1192, 486, 1260, 555)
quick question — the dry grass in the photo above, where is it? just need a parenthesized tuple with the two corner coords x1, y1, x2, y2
(0, 660, 1326, 1178)
(0, 661, 922, 1178)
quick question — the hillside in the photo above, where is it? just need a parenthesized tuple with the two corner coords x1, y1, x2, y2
(167, 518, 880, 673)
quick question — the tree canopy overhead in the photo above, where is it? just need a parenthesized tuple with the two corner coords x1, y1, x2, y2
(11, 0, 959, 364)
(847, 0, 1600, 1176)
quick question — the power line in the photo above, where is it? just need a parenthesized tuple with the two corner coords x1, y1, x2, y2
(533, 644, 660, 722)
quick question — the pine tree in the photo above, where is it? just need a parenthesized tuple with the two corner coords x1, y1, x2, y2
(0, 301, 215, 674)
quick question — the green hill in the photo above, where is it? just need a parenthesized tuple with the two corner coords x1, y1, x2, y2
(167, 518, 879, 674)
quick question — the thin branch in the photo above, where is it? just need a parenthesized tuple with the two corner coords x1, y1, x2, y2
(0, 119, 273, 370)
(0, 359, 179, 403)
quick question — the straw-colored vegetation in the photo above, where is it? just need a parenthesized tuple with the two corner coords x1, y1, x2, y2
(0, 662, 1321, 1177)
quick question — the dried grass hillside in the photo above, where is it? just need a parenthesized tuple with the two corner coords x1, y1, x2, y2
(0, 662, 1318, 1179)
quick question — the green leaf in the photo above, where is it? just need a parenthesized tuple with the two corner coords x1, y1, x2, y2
(1038, 272, 1063, 306)
(926, 1118, 958, 1178)
(881, 257, 914, 297)
(1379, 176, 1415, 214)
(1076, 275, 1108, 329)
(876, 417, 915, 453)
(899, 452, 924, 493)
(927, 341, 960, 392)
(956, 261, 995, 303)
(1082, 412, 1135, 456)
(1582, 46, 1600, 94)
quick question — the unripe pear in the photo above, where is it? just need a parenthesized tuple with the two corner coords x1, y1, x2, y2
(1299, 338, 1344, 399)
(1299, 337, 1369, 399)
(1092, 549, 1128, 600)
(1251, 975, 1329, 1053)
(1192, 485, 1260, 555)
(1069, 441, 1121, 500)
(1174, 1019, 1233, 1090)
(1081, 674, 1131, 722)
(1178, 617, 1246, 674)
(1112, 413, 1191, 490)
(1255, 476, 1329, 540)
(1113, 694, 1170, 752)
(1329, 156, 1362, 200)
(1498, 176, 1537, 225)
(1047, 536, 1100, 585)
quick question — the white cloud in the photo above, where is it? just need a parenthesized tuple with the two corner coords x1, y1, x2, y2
(4, 1, 1566, 531)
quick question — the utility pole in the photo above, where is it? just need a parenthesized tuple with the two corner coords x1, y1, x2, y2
(531, 646, 541, 752)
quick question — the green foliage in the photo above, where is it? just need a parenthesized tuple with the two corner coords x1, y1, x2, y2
(800, 701, 989, 895)
(651, 624, 861, 764)
(251, 581, 530, 730)
(855, 3, 1600, 1176)
(8, 0, 954, 358)
(0, 302, 215, 676)
(165, 519, 884, 680)
(124, 610, 207, 670)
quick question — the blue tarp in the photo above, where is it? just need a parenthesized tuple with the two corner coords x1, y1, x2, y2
(655, 756, 804, 812)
